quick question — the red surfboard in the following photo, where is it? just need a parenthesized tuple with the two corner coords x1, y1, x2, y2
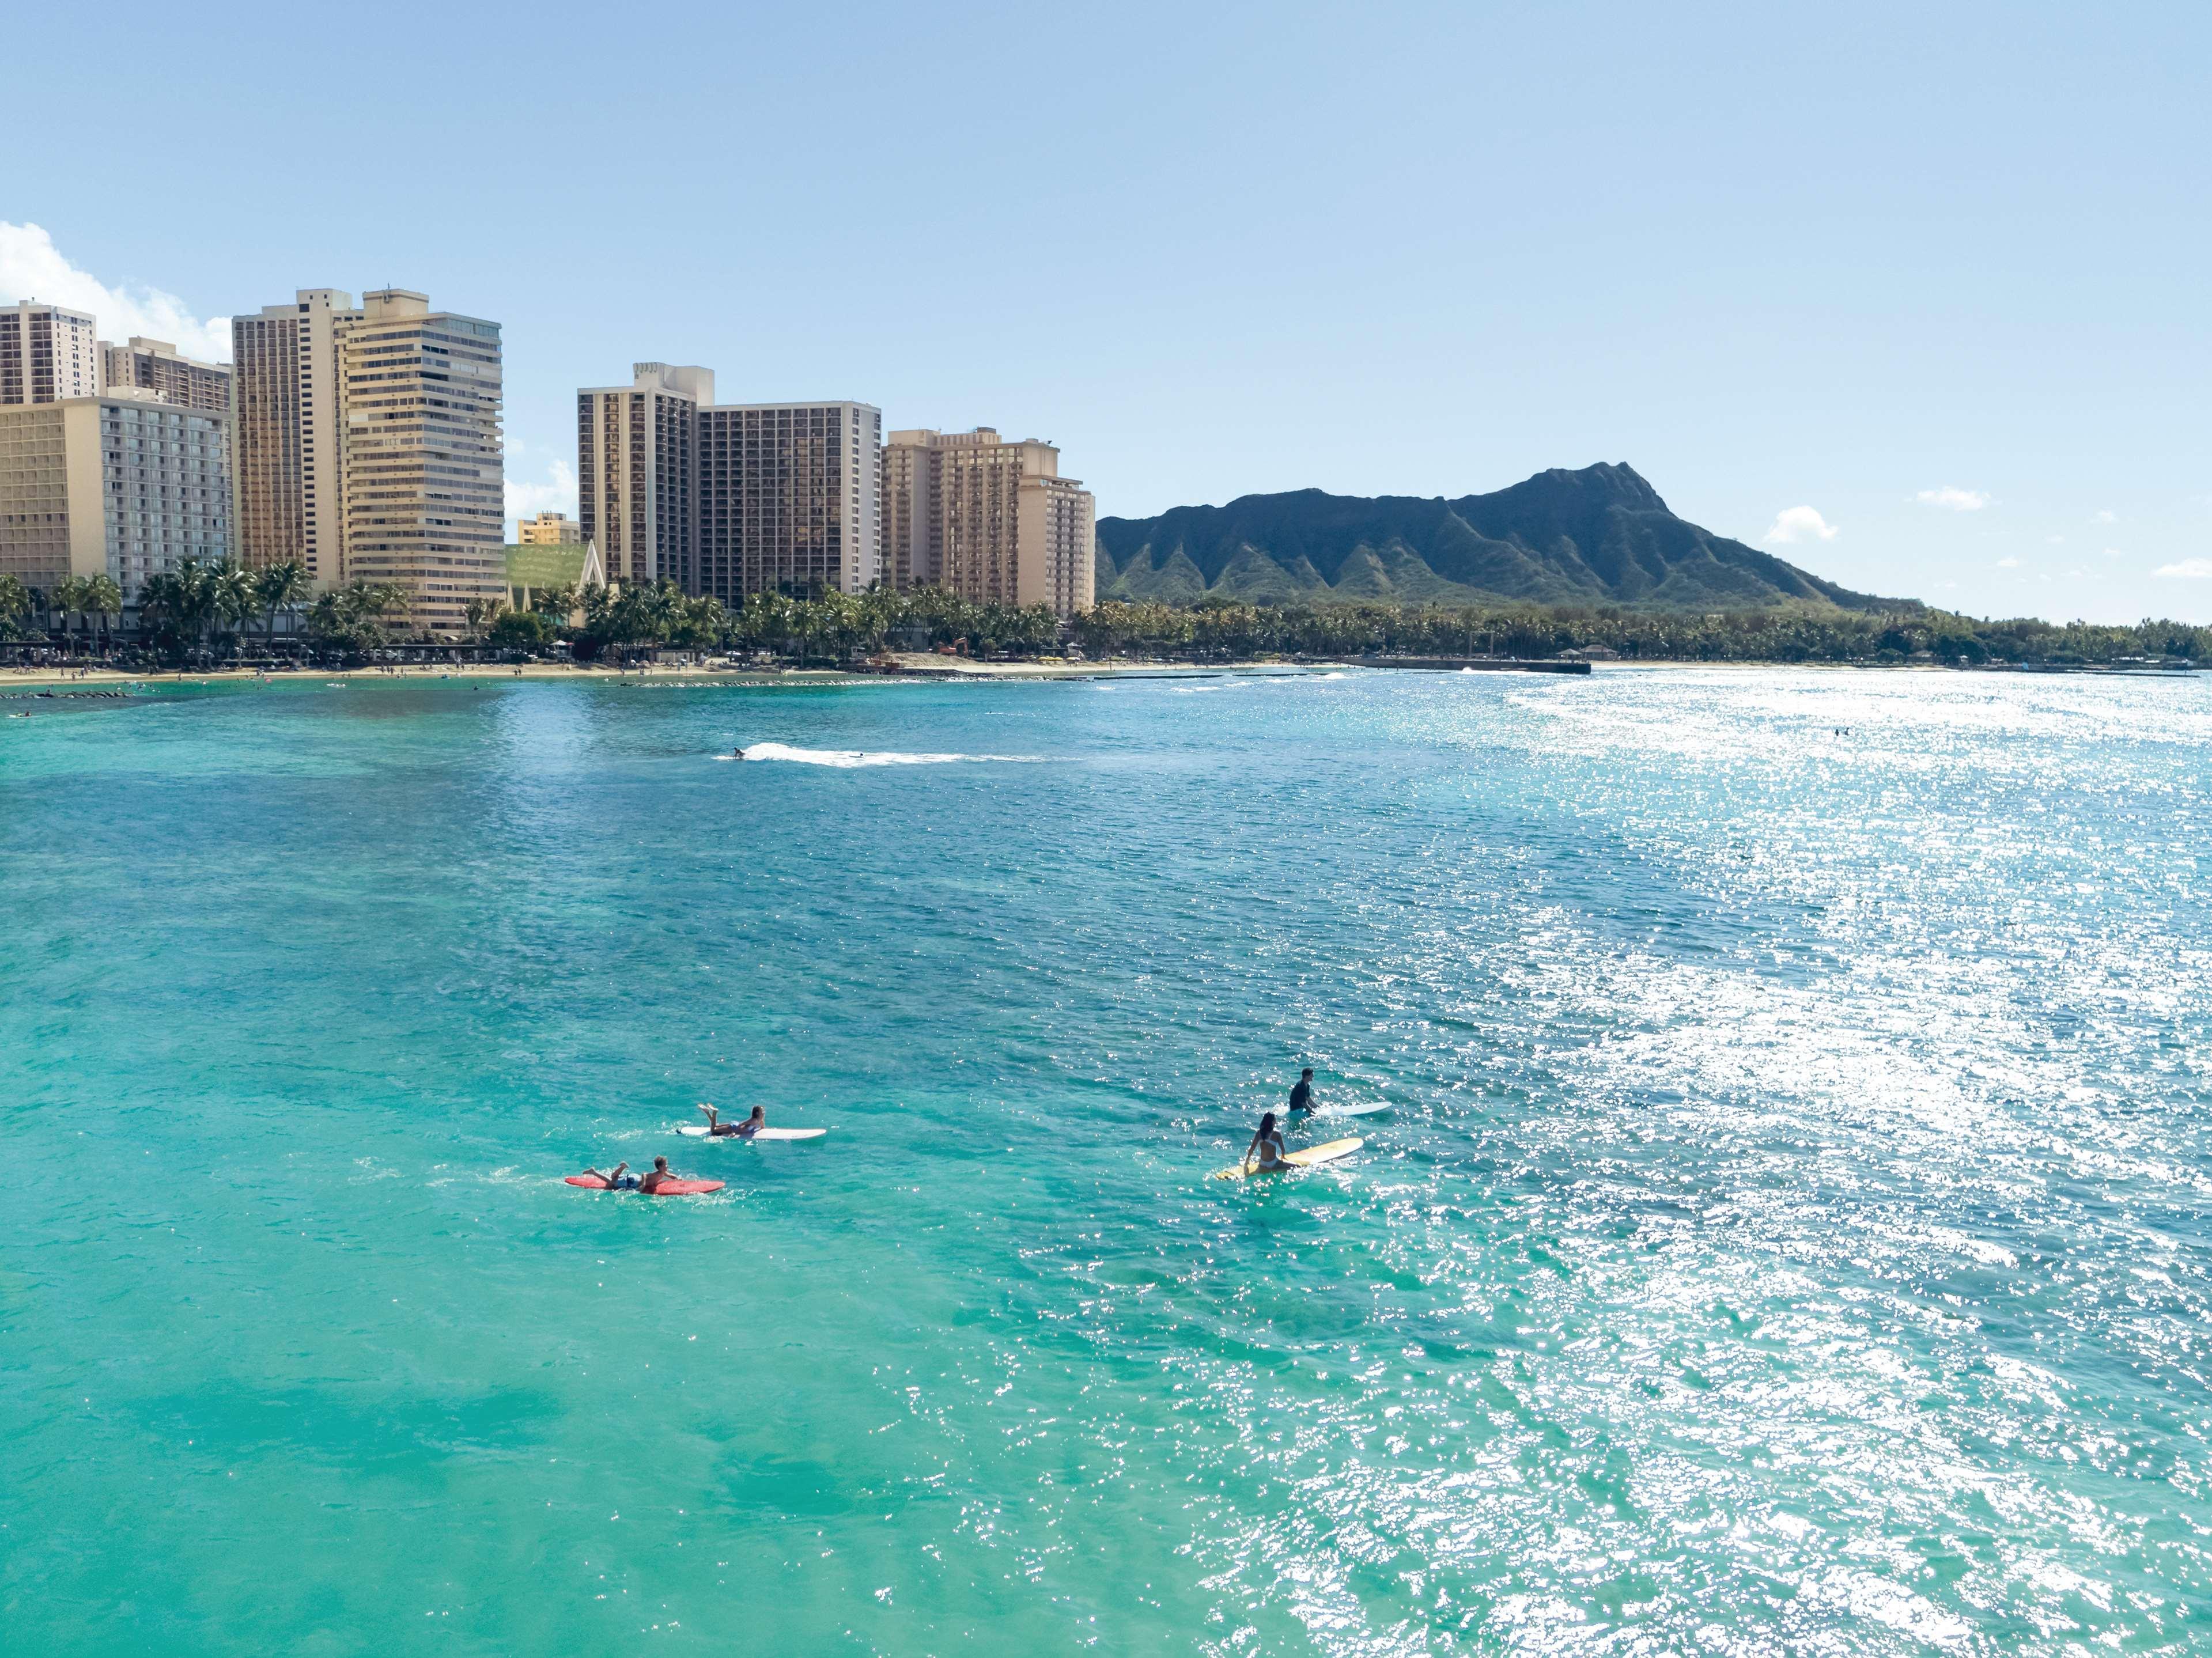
(565, 1175, 724, 1195)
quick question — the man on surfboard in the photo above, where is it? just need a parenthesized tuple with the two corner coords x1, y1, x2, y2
(581, 1156, 678, 1193)
(697, 1103, 765, 1138)
(1287, 1069, 1315, 1114)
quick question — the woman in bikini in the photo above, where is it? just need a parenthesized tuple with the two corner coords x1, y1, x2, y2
(1241, 1111, 1287, 1174)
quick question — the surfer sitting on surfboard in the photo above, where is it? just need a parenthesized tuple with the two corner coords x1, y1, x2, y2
(1242, 1112, 1287, 1174)
(1287, 1069, 1315, 1114)
(581, 1156, 676, 1193)
(697, 1103, 765, 1138)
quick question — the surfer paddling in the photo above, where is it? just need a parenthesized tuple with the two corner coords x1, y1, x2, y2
(697, 1103, 766, 1138)
(580, 1156, 679, 1193)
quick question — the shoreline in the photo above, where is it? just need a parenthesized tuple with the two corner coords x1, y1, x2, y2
(1, 656, 2193, 692)
(0, 657, 1341, 691)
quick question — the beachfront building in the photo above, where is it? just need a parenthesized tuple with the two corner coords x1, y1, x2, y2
(697, 400, 882, 601)
(502, 537, 604, 618)
(573, 362, 883, 601)
(100, 337, 230, 414)
(0, 391, 231, 597)
(516, 510, 581, 545)
(230, 289, 360, 580)
(337, 290, 505, 636)
(882, 427, 1094, 616)
(0, 301, 100, 405)
(577, 364, 710, 589)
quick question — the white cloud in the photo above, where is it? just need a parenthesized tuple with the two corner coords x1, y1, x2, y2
(2101, 547, 2122, 559)
(0, 221, 230, 362)
(1995, 557, 2020, 569)
(1763, 505, 1839, 546)
(506, 457, 578, 526)
(1915, 486, 1988, 511)
(2094, 509, 2118, 524)
(2045, 535, 2064, 544)
(2154, 558, 2212, 579)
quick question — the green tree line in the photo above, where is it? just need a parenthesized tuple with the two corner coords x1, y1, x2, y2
(3, 563, 2204, 668)
(1067, 598, 2210, 667)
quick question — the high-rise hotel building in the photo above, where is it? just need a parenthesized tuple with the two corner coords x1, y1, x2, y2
(697, 400, 880, 601)
(232, 289, 359, 581)
(230, 287, 503, 633)
(577, 363, 710, 589)
(0, 301, 100, 405)
(0, 391, 231, 596)
(883, 428, 1094, 616)
(576, 365, 881, 600)
(100, 337, 230, 414)
(338, 290, 505, 634)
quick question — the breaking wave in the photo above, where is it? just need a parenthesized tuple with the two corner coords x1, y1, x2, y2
(735, 743, 1042, 769)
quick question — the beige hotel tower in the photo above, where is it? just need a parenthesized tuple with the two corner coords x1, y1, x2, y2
(231, 287, 504, 633)
(883, 428, 1094, 616)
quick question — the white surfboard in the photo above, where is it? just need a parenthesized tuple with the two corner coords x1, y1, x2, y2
(1309, 1101, 1390, 1120)
(1212, 1135, 1363, 1180)
(678, 1125, 827, 1141)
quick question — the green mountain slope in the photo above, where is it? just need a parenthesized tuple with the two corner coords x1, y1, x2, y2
(1094, 464, 1904, 611)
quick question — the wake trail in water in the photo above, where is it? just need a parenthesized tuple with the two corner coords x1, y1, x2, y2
(734, 742, 1044, 768)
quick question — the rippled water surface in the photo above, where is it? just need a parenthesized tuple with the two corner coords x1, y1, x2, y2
(4, 668, 2209, 1655)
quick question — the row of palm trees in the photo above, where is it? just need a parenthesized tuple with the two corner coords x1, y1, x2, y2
(131, 559, 316, 657)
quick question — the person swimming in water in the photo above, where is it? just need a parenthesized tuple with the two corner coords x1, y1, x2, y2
(1287, 1068, 1315, 1114)
(1241, 1111, 1287, 1174)
(697, 1103, 765, 1138)
(581, 1156, 677, 1191)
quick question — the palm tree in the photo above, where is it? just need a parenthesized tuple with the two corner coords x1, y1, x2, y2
(531, 582, 579, 623)
(462, 595, 505, 642)
(209, 562, 255, 657)
(48, 576, 85, 657)
(0, 572, 30, 638)
(83, 574, 122, 658)
(252, 561, 312, 654)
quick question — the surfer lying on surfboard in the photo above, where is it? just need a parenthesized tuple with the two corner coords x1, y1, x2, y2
(697, 1103, 765, 1138)
(581, 1156, 678, 1192)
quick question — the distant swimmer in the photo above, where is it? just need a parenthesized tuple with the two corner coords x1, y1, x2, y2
(1287, 1068, 1315, 1114)
(697, 1103, 765, 1138)
(1242, 1111, 1288, 1175)
(580, 1156, 679, 1192)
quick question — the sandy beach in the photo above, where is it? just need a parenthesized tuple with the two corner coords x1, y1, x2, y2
(0, 654, 1337, 692)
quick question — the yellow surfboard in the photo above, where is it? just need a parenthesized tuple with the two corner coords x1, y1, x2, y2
(1212, 1135, 1363, 1180)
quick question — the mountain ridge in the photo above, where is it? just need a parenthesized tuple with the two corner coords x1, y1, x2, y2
(1094, 464, 1906, 612)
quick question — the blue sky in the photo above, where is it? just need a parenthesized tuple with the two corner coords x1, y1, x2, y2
(6, 1, 2206, 620)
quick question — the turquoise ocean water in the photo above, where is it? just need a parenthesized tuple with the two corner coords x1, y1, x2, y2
(3, 667, 2209, 1655)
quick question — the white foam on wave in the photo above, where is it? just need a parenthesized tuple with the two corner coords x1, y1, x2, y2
(738, 742, 1041, 768)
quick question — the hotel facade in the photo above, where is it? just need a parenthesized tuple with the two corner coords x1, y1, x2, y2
(229, 286, 504, 633)
(577, 363, 709, 589)
(576, 365, 882, 601)
(100, 337, 230, 414)
(883, 427, 1094, 615)
(0, 301, 100, 406)
(0, 391, 231, 596)
(516, 510, 583, 545)
(338, 290, 505, 635)
(231, 289, 359, 582)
